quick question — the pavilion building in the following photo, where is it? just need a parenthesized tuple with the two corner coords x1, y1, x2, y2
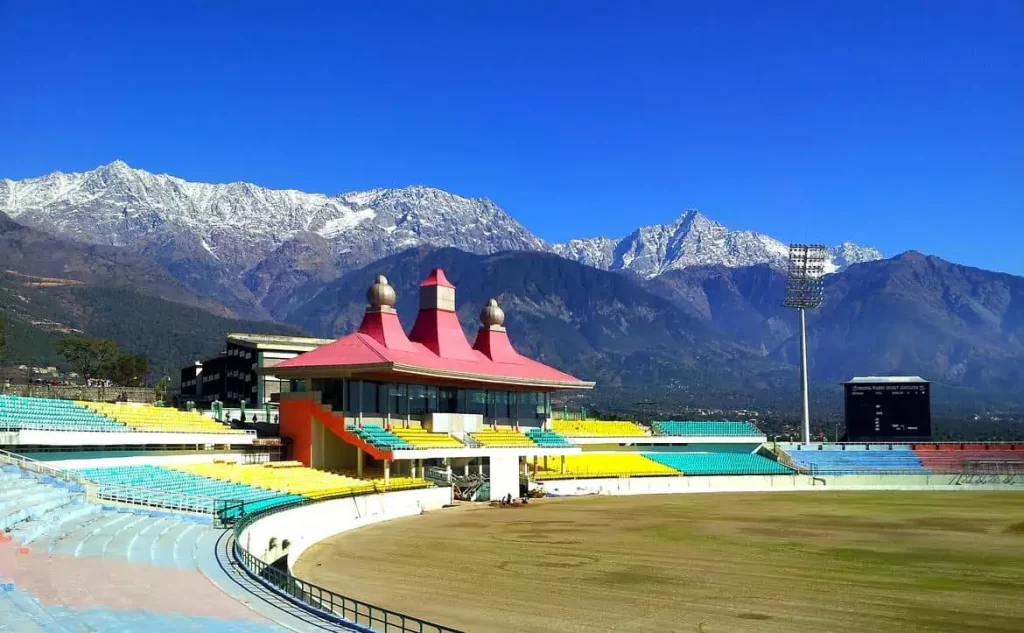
(271, 268, 594, 500)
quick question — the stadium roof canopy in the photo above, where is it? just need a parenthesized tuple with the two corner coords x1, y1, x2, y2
(272, 269, 594, 391)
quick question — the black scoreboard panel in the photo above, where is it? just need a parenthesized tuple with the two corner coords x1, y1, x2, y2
(844, 382, 931, 440)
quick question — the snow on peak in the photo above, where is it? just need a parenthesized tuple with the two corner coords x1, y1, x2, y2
(0, 162, 883, 278)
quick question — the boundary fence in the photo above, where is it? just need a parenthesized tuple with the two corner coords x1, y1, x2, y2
(226, 493, 464, 633)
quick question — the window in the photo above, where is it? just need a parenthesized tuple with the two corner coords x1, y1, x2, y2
(361, 381, 379, 414)
(409, 384, 426, 414)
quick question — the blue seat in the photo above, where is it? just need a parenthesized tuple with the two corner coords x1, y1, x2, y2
(784, 446, 929, 474)
(644, 452, 793, 475)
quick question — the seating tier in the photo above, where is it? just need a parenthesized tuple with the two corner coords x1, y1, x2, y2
(784, 446, 927, 474)
(525, 428, 573, 448)
(652, 421, 761, 437)
(73, 464, 300, 513)
(644, 452, 793, 475)
(81, 402, 244, 434)
(534, 454, 677, 479)
(471, 428, 536, 448)
(391, 427, 464, 448)
(170, 461, 429, 498)
(347, 424, 414, 450)
(0, 395, 127, 432)
(550, 420, 647, 437)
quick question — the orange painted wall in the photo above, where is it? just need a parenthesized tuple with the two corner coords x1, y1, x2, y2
(280, 399, 314, 466)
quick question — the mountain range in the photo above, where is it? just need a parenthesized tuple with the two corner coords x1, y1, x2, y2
(1, 162, 881, 318)
(1, 162, 1021, 412)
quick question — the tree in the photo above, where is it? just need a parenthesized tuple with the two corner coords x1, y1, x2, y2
(108, 354, 148, 387)
(0, 316, 6, 360)
(56, 337, 120, 380)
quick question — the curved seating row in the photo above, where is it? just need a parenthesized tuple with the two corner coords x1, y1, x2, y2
(652, 421, 762, 437)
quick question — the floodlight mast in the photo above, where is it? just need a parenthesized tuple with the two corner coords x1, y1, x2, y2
(784, 245, 827, 444)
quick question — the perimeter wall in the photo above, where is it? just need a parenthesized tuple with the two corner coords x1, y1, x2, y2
(239, 486, 452, 571)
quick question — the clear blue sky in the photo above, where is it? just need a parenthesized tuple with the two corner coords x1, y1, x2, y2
(2, 2, 1021, 274)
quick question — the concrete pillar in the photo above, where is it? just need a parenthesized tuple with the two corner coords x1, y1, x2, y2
(356, 447, 363, 478)
(560, 455, 566, 475)
(478, 460, 485, 476)
(463, 462, 470, 477)
(411, 460, 418, 479)
(522, 460, 528, 478)
(384, 459, 390, 485)
(533, 456, 538, 476)
(417, 459, 424, 478)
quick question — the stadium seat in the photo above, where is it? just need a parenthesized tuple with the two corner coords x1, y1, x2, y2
(390, 427, 465, 448)
(169, 461, 429, 498)
(80, 402, 245, 434)
(783, 446, 928, 474)
(549, 419, 647, 437)
(471, 427, 536, 448)
(912, 445, 1024, 474)
(0, 395, 127, 432)
(533, 453, 677, 479)
(524, 428, 574, 448)
(347, 424, 415, 450)
(652, 421, 762, 437)
(73, 464, 301, 514)
(644, 453, 794, 475)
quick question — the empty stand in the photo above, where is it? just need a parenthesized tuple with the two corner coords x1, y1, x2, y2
(533, 453, 677, 479)
(171, 461, 429, 498)
(644, 453, 793, 475)
(652, 421, 762, 437)
(525, 428, 573, 448)
(390, 427, 465, 448)
(784, 446, 928, 474)
(74, 465, 300, 515)
(0, 395, 126, 432)
(81, 402, 245, 434)
(549, 419, 647, 437)
(471, 428, 535, 448)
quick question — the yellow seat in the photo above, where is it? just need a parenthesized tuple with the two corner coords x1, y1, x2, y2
(533, 453, 676, 480)
(471, 428, 537, 448)
(168, 462, 430, 498)
(391, 427, 464, 448)
(79, 402, 245, 434)
(550, 419, 647, 437)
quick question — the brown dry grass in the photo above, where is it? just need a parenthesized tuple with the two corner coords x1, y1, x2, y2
(294, 491, 1024, 633)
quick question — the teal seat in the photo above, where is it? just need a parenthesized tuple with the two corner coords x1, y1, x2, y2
(644, 452, 793, 476)
(652, 421, 762, 437)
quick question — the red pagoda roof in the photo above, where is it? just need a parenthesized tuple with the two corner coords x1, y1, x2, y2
(272, 269, 593, 390)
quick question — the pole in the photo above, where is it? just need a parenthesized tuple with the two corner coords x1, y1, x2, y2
(799, 307, 811, 444)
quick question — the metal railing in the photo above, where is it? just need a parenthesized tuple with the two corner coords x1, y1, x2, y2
(229, 492, 463, 633)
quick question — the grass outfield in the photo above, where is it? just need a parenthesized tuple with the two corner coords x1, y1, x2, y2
(294, 491, 1024, 633)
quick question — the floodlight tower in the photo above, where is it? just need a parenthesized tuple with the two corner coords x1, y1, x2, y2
(784, 244, 828, 444)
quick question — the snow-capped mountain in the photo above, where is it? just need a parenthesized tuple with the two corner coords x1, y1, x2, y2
(0, 162, 881, 293)
(0, 160, 543, 272)
(550, 211, 882, 278)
